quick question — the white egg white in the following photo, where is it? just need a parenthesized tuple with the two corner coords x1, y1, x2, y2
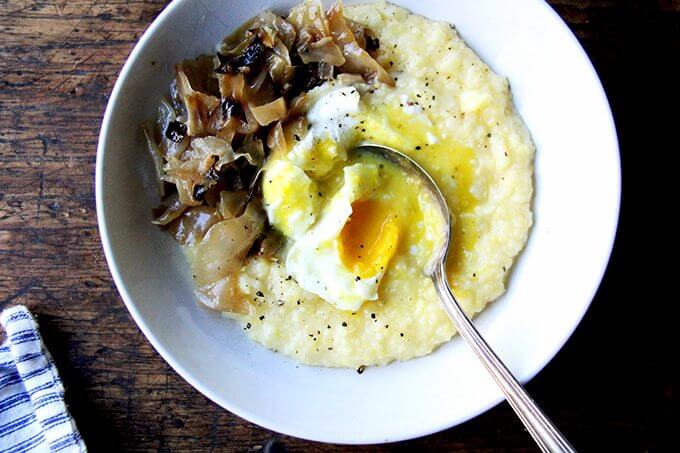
(262, 159, 318, 239)
(287, 83, 361, 177)
(286, 163, 386, 312)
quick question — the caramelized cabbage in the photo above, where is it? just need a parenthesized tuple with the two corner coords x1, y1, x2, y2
(250, 97, 287, 126)
(168, 206, 221, 245)
(143, 125, 165, 197)
(251, 10, 297, 48)
(266, 36, 295, 85)
(288, 1, 345, 66)
(157, 99, 190, 158)
(195, 275, 254, 315)
(152, 194, 187, 226)
(256, 228, 285, 259)
(177, 55, 219, 95)
(327, 1, 393, 86)
(218, 190, 250, 219)
(176, 65, 220, 136)
(239, 135, 265, 166)
(217, 72, 246, 101)
(162, 136, 256, 206)
(191, 203, 265, 281)
(266, 121, 287, 157)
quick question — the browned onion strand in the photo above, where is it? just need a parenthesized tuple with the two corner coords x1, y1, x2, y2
(146, 0, 392, 314)
(151, 193, 187, 226)
(327, 2, 394, 86)
(218, 190, 250, 220)
(143, 125, 166, 197)
(167, 205, 222, 245)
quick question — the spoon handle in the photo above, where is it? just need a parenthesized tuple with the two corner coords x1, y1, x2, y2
(432, 264, 576, 453)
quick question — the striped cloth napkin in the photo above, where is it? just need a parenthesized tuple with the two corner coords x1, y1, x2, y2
(0, 306, 86, 453)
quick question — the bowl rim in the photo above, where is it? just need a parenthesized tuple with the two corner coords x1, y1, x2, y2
(95, 0, 621, 444)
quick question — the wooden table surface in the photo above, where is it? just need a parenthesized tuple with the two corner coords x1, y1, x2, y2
(0, 0, 674, 451)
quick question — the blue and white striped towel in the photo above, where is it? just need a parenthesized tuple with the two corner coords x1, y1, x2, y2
(0, 306, 86, 453)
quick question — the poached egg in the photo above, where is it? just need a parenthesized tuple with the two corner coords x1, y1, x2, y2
(285, 163, 399, 311)
(263, 82, 402, 311)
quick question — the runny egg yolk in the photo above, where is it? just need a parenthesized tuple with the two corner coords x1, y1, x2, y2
(338, 199, 400, 279)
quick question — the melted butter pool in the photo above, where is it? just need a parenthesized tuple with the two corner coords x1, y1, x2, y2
(353, 105, 479, 293)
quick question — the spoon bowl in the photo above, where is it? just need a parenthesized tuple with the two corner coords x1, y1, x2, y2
(356, 143, 576, 453)
(355, 143, 451, 276)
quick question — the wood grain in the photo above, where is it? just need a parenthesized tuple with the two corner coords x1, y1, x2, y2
(0, 0, 675, 451)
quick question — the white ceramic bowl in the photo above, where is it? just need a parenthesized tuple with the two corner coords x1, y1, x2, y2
(96, 0, 620, 444)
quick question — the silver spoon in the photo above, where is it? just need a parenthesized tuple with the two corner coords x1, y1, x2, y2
(357, 143, 576, 453)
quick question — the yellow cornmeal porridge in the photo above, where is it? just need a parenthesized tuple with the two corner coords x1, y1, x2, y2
(199, 2, 534, 368)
